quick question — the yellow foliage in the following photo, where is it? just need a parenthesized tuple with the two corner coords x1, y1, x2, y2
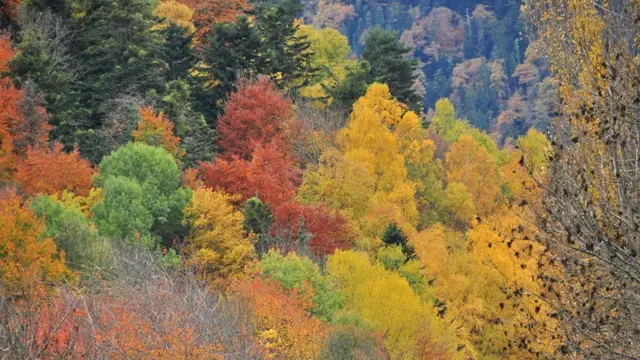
(153, 1, 196, 34)
(183, 188, 255, 277)
(327, 250, 465, 360)
(445, 135, 501, 216)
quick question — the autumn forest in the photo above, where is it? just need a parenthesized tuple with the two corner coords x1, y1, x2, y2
(0, 0, 638, 359)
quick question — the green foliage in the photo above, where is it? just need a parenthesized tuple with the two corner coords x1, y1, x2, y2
(30, 195, 107, 270)
(242, 197, 274, 256)
(94, 142, 191, 244)
(261, 250, 343, 321)
(329, 61, 371, 110)
(381, 222, 416, 262)
(93, 175, 153, 243)
(71, 0, 165, 158)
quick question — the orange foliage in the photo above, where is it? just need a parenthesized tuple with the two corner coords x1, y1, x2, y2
(14, 142, 94, 197)
(92, 296, 225, 359)
(272, 201, 354, 258)
(231, 277, 326, 359)
(217, 78, 295, 161)
(133, 106, 184, 160)
(200, 141, 300, 209)
(0, 35, 14, 72)
(179, 0, 251, 41)
(0, 190, 69, 295)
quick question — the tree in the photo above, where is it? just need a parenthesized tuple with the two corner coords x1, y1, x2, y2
(255, 0, 316, 92)
(231, 277, 327, 359)
(445, 135, 501, 216)
(260, 250, 343, 321)
(132, 106, 184, 161)
(179, 0, 250, 41)
(71, 0, 164, 158)
(15, 142, 94, 197)
(9, 10, 78, 144)
(153, 0, 196, 34)
(362, 26, 421, 112)
(183, 188, 255, 278)
(381, 222, 416, 262)
(242, 197, 274, 255)
(200, 140, 300, 209)
(30, 195, 104, 271)
(93, 175, 153, 243)
(216, 78, 294, 160)
(296, 24, 353, 105)
(0, 190, 68, 296)
(521, 0, 640, 357)
(271, 201, 355, 259)
(94, 143, 191, 244)
(326, 250, 461, 360)
(196, 16, 261, 122)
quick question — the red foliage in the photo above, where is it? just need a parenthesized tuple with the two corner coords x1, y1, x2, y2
(272, 201, 355, 258)
(133, 107, 184, 160)
(200, 141, 300, 208)
(217, 78, 294, 161)
(15, 142, 94, 197)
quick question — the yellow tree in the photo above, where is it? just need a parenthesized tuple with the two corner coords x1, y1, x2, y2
(183, 188, 255, 278)
(337, 83, 420, 233)
(326, 250, 469, 360)
(445, 135, 501, 216)
(296, 24, 353, 106)
(153, 0, 196, 34)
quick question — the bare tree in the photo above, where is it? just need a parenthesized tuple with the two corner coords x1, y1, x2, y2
(522, 0, 640, 358)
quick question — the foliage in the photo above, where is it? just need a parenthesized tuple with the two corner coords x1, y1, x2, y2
(15, 142, 94, 197)
(0, 191, 69, 295)
(133, 106, 184, 161)
(231, 277, 327, 359)
(183, 188, 255, 278)
(217, 78, 293, 161)
(260, 250, 343, 321)
(94, 142, 190, 243)
(29, 195, 105, 271)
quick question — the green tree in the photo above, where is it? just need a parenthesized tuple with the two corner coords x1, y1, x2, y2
(261, 250, 343, 321)
(93, 175, 153, 243)
(30, 195, 106, 271)
(362, 26, 421, 112)
(381, 222, 416, 262)
(94, 143, 191, 245)
(242, 197, 274, 256)
(71, 0, 165, 157)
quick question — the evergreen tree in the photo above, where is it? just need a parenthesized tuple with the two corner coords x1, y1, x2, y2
(196, 16, 261, 124)
(72, 0, 165, 152)
(159, 24, 197, 82)
(362, 26, 421, 112)
(242, 197, 275, 256)
(10, 10, 80, 145)
(255, 0, 316, 92)
(381, 222, 416, 262)
(329, 60, 370, 110)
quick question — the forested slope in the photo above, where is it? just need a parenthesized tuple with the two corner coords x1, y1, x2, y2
(0, 0, 638, 359)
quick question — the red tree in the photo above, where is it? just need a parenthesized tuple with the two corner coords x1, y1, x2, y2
(272, 202, 354, 258)
(217, 78, 294, 161)
(200, 141, 300, 209)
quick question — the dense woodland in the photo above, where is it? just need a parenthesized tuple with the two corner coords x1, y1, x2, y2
(0, 0, 638, 359)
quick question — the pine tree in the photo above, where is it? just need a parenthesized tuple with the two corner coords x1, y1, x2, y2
(381, 222, 416, 262)
(362, 26, 421, 112)
(72, 0, 165, 140)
